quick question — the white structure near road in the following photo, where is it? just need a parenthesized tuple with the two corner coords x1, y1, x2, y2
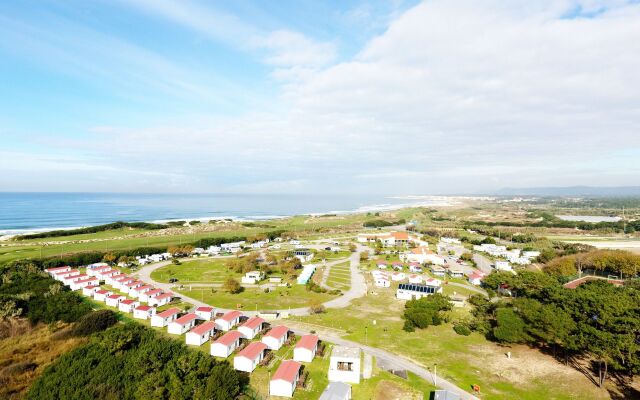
(211, 330, 243, 358)
(396, 281, 443, 300)
(262, 325, 290, 350)
(241, 270, 264, 284)
(185, 321, 216, 346)
(270, 360, 302, 398)
(151, 307, 180, 328)
(328, 346, 361, 384)
(167, 313, 198, 335)
(133, 305, 156, 320)
(238, 316, 265, 339)
(215, 310, 242, 331)
(294, 334, 318, 363)
(194, 306, 215, 320)
(401, 246, 445, 265)
(234, 342, 268, 372)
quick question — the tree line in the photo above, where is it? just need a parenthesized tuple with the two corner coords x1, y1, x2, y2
(15, 221, 169, 240)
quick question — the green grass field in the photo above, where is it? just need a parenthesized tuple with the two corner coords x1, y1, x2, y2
(325, 261, 351, 290)
(150, 258, 242, 284)
(177, 284, 337, 311)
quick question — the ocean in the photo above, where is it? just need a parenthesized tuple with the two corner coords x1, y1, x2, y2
(0, 192, 451, 235)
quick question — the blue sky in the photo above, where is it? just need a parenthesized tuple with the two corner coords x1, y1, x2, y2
(1, 0, 639, 194)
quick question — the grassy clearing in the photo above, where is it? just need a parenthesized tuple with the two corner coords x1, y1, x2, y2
(150, 258, 242, 284)
(15, 227, 152, 243)
(177, 284, 337, 311)
(0, 323, 87, 399)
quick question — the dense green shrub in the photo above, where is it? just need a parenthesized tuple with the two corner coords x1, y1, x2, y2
(69, 310, 119, 337)
(27, 324, 246, 400)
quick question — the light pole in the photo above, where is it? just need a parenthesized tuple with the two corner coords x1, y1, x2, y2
(434, 363, 438, 386)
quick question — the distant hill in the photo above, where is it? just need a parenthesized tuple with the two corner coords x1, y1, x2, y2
(494, 186, 640, 197)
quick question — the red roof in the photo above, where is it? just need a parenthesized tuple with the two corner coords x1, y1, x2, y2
(237, 342, 267, 360)
(214, 330, 242, 346)
(173, 313, 197, 326)
(135, 305, 153, 311)
(241, 316, 265, 330)
(120, 299, 138, 305)
(95, 290, 110, 295)
(54, 269, 79, 275)
(145, 289, 163, 296)
(125, 280, 143, 288)
(196, 306, 214, 312)
(189, 321, 216, 335)
(45, 266, 70, 272)
(132, 285, 153, 292)
(265, 325, 289, 339)
(75, 277, 97, 284)
(84, 285, 98, 290)
(154, 292, 173, 300)
(391, 232, 409, 240)
(114, 275, 131, 282)
(271, 360, 301, 383)
(295, 334, 318, 351)
(156, 307, 180, 318)
(107, 294, 124, 300)
(469, 272, 485, 279)
(218, 310, 242, 322)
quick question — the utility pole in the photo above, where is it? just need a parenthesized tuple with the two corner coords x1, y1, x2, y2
(434, 363, 438, 386)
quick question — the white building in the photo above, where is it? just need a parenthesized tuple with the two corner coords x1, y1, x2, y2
(238, 316, 265, 340)
(297, 264, 316, 284)
(194, 306, 215, 320)
(167, 313, 198, 335)
(211, 330, 242, 358)
(440, 237, 461, 244)
(150, 307, 180, 328)
(391, 272, 406, 281)
(185, 321, 216, 346)
(468, 272, 485, 286)
(374, 277, 390, 288)
(402, 246, 445, 265)
(294, 335, 318, 363)
(215, 310, 242, 331)
(319, 382, 352, 400)
(45, 266, 71, 276)
(430, 265, 446, 276)
(93, 289, 112, 302)
(130, 285, 153, 299)
(328, 346, 361, 384)
(448, 268, 464, 278)
(82, 285, 99, 297)
(118, 299, 139, 313)
(70, 277, 98, 291)
(234, 342, 268, 372)
(133, 305, 156, 320)
(139, 288, 163, 303)
(270, 360, 302, 398)
(495, 261, 513, 272)
(396, 282, 443, 300)
(149, 292, 173, 307)
(409, 263, 423, 273)
(408, 274, 423, 284)
(105, 294, 125, 308)
(241, 270, 264, 284)
(262, 325, 289, 350)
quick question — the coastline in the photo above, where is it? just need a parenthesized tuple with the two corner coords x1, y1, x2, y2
(0, 195, 467, 239)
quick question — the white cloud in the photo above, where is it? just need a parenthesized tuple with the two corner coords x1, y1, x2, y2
(258, 29, 336, 67)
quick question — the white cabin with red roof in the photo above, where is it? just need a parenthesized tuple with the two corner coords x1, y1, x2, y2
(194, 306, 215, 320)
(104, 271, 123, 285)
(130, 285, 153, 299)
(93, 289, 112, 302)
(150, 307, 180, 327)
(86, 265, 110, 277)
(139, 288, 163, 303)
(215, 310, 242, 331)
(408, 274, 423, 284)
(45, 266, 71, 276)
(122, 280, 144, 295)
(63, 273, 88, 286)
(105, 293, 126, 307)
(54, 269, 80, 281)
(185, 321, 216, 346)
(149, 292, 172, 307)
(133, 305, 156, 320)
(211, 331, 242, 358)
(402, 246, 445, 265)
(70, 277, 98, 291)
(118, 299, 139, 313)
(115, 277, 135, 291)
(270, 360, 302, 398)
(262, 325, 290, 350)
(82, 285, 99, 297)
(468, 271, 485, 286)
(238, 316, 265, 339)
(294, 335, 319, 363)
(167, 313, 198, 335)
(234, 342, 268, 372)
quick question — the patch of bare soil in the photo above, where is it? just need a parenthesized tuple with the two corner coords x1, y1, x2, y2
(467, 344, 610, 399)
(374, 380, 421, 400)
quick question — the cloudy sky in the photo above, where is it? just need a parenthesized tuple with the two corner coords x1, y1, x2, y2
(1, 0, 638, 194)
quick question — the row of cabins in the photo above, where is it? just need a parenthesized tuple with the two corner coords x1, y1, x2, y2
(473, 244, 540, 266)
(371, 269, 443, 289)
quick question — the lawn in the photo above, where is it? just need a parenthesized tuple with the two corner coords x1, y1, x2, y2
(150, 258, 242, 284)
(325, 261, 351, 291)
(176, 284, 338, 311)
(291, 278, 609, 400)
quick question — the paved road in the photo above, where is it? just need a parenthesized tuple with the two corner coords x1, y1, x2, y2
(288, 322, 479, 400)
(472, 253, 494, 275)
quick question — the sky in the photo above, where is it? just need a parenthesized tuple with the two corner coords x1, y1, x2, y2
(0, 0, 639, 195)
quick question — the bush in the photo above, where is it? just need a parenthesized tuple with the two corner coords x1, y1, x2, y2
(453, 323, 472, 336)
(68, 310, 118, 337)
(223, 278, 242, 294)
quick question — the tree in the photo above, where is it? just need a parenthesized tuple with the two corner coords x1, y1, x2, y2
(223, 278, 242, 294)
(403, 294, 452, 330)
(102, 253, 116, 265)
(543, 255, 577, 277)
(493, 307, 528, 343)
